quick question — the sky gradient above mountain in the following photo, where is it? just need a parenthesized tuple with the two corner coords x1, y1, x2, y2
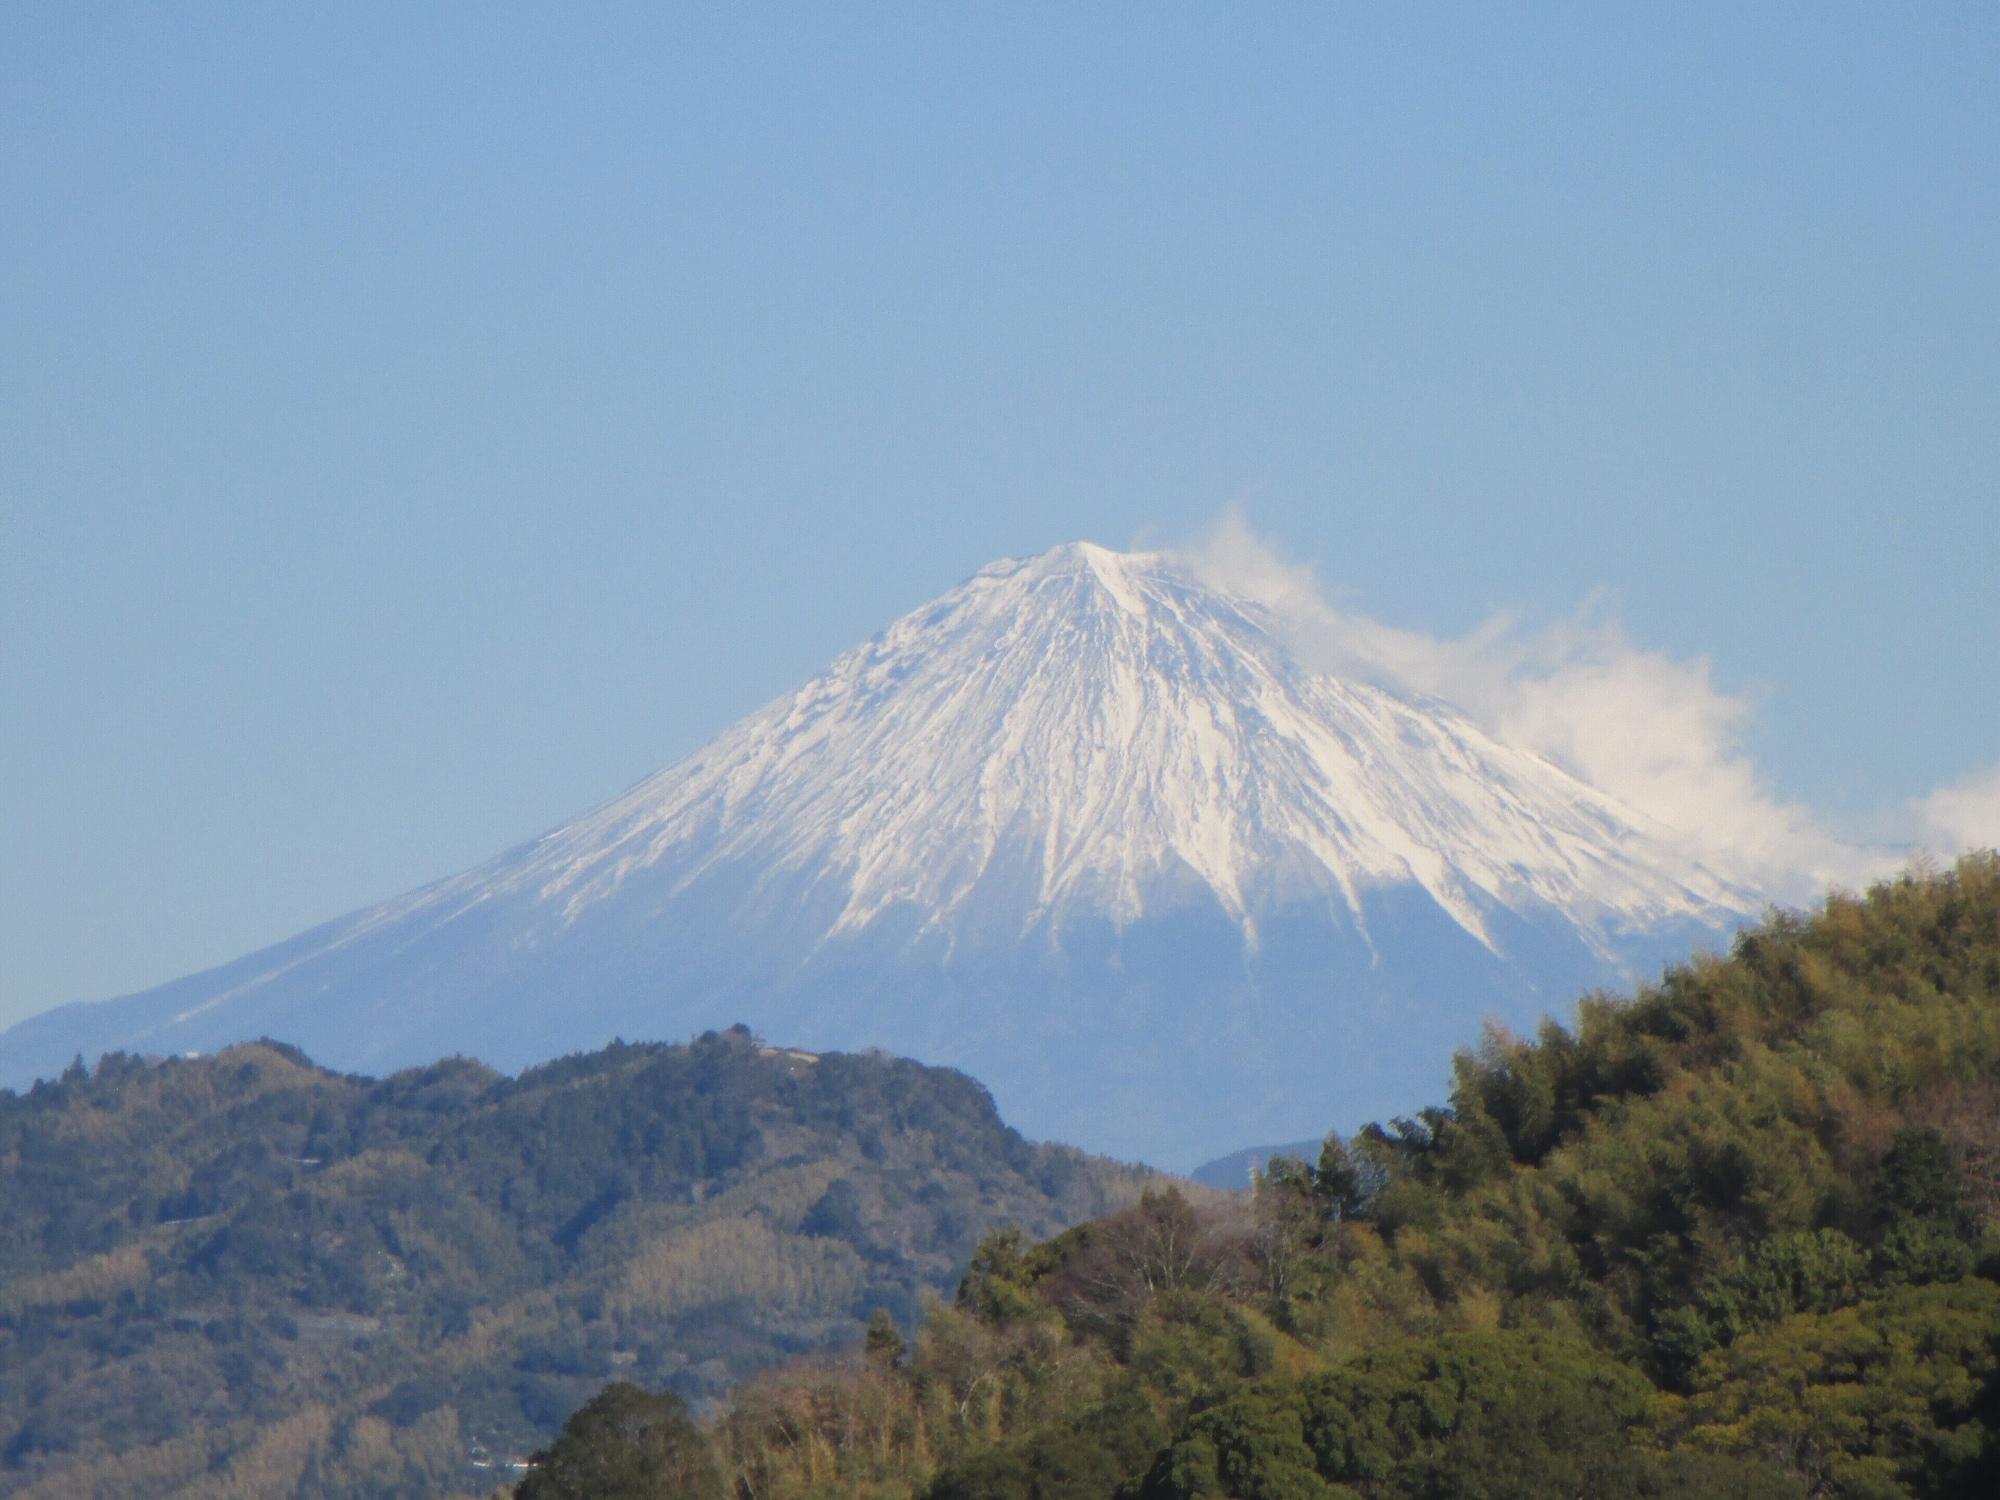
(3, 6, 1996, 1030)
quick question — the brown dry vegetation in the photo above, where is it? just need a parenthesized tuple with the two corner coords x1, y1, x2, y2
(0, 1028, 1152, 1499)
(519, 857, 2000, 1500)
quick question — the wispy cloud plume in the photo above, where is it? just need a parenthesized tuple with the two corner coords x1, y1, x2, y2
(1176, 510, 1922, 902)
(1912, 766, 2000, 859)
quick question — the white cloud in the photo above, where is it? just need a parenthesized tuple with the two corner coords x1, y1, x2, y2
(1911, 766, 2000, 858)
(1175, 510, 1898, 901)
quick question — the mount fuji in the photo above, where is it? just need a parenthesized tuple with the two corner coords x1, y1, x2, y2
(2, 543, 1760, 1165)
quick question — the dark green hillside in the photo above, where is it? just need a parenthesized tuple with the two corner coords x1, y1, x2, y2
(525, 856, 2000, 1500)
(0, 1027, 1152, 1500)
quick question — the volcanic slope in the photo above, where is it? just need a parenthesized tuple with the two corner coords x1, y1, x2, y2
(0, 543, 1759, 1164)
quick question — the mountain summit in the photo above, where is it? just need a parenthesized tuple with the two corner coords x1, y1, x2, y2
(1, 543, 1757, 1163)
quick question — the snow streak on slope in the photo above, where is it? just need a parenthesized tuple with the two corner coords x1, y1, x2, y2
(3, 543, 1762, 1164)
(400, 542, 1751, 958)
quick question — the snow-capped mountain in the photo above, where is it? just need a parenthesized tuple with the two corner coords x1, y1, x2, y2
(0, 543, 1759, 1165)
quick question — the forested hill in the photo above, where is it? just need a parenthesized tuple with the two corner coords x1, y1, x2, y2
(0, 1028, 1153, 1500)
(518, 855, 2000, 1500)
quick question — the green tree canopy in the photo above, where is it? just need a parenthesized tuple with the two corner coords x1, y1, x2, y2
(516, 1383, 722, 1500)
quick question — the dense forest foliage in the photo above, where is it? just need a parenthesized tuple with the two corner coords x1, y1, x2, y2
(519, 856, 2000, 1500)
(0, 1027, 1152, 1499)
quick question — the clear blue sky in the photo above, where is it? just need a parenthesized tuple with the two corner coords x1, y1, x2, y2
(4, 4, 1997, 1030)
